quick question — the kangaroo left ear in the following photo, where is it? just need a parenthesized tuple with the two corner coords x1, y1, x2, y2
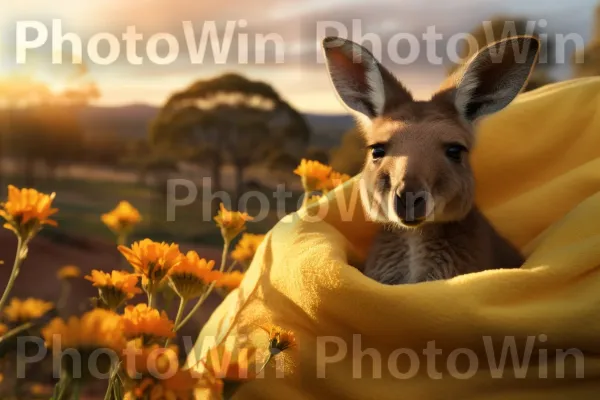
(444, 36, 540, 122)
(322, 37, 413, 125)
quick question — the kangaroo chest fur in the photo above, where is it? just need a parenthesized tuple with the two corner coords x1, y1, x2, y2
(363, 208, 522, 285)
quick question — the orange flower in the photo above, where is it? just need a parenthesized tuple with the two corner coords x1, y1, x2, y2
(0, 185, 58, 239)
(202, 343, 257, 381)
(214, 204, 253, 242)
(294, 159, 332, 192)
(200, 342, 258, 398)
(3, 298, 54, 323)
(57, 265, 80, 280)
(29, 383, 52, 396)
(230, 234, 265, 267)
(118, 239, 183, 292)
(42, 308, 125, 352)
(260, 324, 297, 355)
(121, 304, 175, 342)
(122, 339, 180, 378)
(168, 251, 219, 299)
(124, 373, 199, 400)
(216, 271, 244, 290)
(85, 270, 142, 309)
(122, 340, 200, 400)
(0, 323, 8, 336)
(318, 171, 351, 192)
(102, 201, 142, 235)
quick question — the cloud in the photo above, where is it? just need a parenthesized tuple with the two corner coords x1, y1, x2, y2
(2, 0, 597, 111)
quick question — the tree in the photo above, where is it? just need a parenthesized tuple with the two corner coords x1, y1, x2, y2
(448, 16, 556, 92)
(0, 64, 99, 184)
(151, 73, 311, 204)
(573, 5, 600, 78)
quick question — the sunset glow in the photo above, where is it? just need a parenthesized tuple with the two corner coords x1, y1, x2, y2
(1, 0, 598, 111)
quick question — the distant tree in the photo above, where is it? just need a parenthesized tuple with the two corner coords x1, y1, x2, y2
(448, 16, 555, 92)
(151, 73, 311, 205)
(0, 64, 99, 184)
(329, 128, 365, 176)
(141, 154, 179, 226)
(573, 5, 600, 78)
(84, 134, 131, 167)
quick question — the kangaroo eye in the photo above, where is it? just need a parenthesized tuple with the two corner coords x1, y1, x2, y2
(445, 144, 467, 163)
(370, 144, 386, 160)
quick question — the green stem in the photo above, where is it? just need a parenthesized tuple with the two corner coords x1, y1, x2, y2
(219, 240, 230, 273)
(103, 360, 122, 400)
(0, 321, 34, 343)
(117, 233, 127, 246)
(57, 281, 71, 311)
(53, 371, 72, 400)
(103, 378, 114, 400)
(117, 233, 130, 271)
(166, 297, 188, 346)
(175, 282, 216, 331)
(0, 237, 26, 312)
(257, 353, 273, 375)
(147, 291, 154, 308)
(226, 260, 239, 273)
(301, 190, 310, 208)
(72, 380, 81, 400)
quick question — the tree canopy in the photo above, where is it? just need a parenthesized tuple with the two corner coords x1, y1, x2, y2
(151, 73, 312, 198)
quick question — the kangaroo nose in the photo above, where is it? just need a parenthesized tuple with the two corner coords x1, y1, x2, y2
(395, 187, 430, 224)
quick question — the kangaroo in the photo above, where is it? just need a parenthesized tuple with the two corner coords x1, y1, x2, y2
(322, 36, 538, 284)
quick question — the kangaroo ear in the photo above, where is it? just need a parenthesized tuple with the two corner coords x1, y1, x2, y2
(451, 36, 540, 122)
(322, 37, 412, 124)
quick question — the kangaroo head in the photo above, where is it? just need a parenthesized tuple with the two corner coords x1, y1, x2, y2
(322, 36, 539, 228)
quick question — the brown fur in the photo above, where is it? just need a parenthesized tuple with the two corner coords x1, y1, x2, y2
(360, 103, 523, 284)
(322, 36, 539, 284)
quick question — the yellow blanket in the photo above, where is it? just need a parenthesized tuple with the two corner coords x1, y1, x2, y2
(188, 78, 600, 399)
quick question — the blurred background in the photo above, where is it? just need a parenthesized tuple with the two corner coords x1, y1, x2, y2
(0, 0, 599, 355)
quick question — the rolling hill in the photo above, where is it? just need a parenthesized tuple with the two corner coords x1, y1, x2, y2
(78, 105, 355, 149)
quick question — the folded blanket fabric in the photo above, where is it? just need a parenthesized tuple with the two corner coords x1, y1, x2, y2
(188, 78, 600, 399)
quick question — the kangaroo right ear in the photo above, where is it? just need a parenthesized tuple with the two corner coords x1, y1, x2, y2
(451, 36, 540, 122)
(322, 37, 412, 124)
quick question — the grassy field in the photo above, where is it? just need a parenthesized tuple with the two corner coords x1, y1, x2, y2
(1, 172, 304, 246)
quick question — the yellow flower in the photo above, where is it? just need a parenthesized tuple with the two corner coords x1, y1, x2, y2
(122, 339, 180, 377)
(168, 251, 218, 299)
(294, 159, 332, 192)
(102, 201, 142, 235)
(57, 265, 80, 280)
(123, 340, 200, 400)
(3, 298, 54, 323)
(260, 324, 297, 356)
(42, 309, 125, 378)
(318, 171, 351, 192)
(216, 271, 244, 290)
(230, 234, 265, 267)
(121, 304, 175, 343)
(29, 384, 52, 396)
(0, 323, 8, 336)
(85, 270, 142, 309)
(42, 309, 125, 351)
(118, 239, 183, 293)
(0, 185, 58, 239)
(214, 203, 253, 242)
(124, 374, 199, 400)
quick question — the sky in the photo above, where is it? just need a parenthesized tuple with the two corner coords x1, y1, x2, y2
(0, 0, 598, 113)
